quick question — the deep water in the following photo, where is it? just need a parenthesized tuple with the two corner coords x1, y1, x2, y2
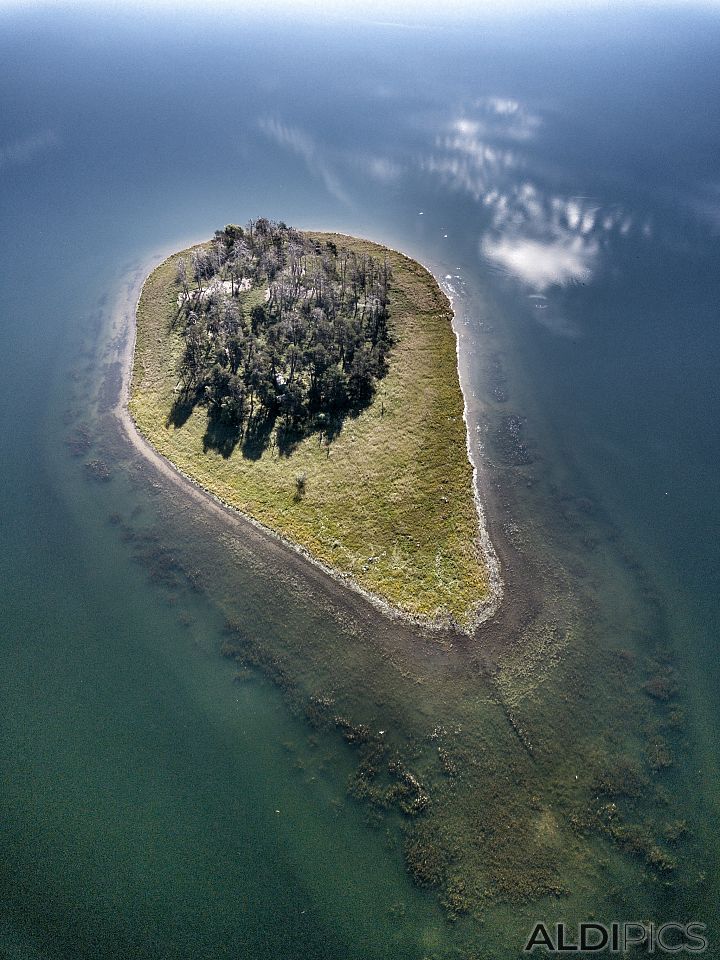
(1, 4, 719, 958)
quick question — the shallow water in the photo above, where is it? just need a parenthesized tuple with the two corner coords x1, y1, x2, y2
(1, 4, 719, 957)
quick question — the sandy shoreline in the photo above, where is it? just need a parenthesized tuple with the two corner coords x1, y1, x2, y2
(113, 237, 504, 637)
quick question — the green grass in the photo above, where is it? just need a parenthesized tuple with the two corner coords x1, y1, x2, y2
(129, 232, 489, 627)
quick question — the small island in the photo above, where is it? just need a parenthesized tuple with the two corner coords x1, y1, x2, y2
(129, 220, 493, 629)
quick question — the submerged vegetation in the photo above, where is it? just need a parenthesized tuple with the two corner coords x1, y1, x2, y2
(51, 233, 690, 954)
(130, 222, 490, 627)
(116, 222, 694, 945)
(99, 464, 695, 941)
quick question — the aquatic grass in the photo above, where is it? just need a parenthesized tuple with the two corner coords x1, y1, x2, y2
(112, 405, 694, 936)
(127, 234, 691, 933)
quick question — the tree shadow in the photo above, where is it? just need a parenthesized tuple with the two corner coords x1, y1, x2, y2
(276, 421, 307, 457)
(274, 409, 353, 457)
(170, 302, 187, 330)
(202, 416, 243, 459)
(241, 411, 276, 461)
(166, 392, 196, 429)
(180, 395, 372, 462)
(322, 411, 354, 444)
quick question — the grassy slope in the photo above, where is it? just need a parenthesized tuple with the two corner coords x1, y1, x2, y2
(129, 232, 488, 626)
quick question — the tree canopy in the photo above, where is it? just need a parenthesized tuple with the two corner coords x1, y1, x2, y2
(172, 219, 394, 456)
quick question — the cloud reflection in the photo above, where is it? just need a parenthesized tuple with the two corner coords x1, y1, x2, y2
(689, 182, 720, 234)
(421, 100, 650, 295)
(259, 116, 352, 207)
(479, 187, 649, 291)
(359, 154, 404, 183)
(481, 234, 596, 289)
(0, 130, 59, 171)
(474, 96, 542, 141)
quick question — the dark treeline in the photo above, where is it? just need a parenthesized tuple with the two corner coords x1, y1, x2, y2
(172, 219, 393, 455)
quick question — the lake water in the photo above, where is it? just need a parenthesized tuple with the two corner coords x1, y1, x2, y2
(1, 4, 719, 957)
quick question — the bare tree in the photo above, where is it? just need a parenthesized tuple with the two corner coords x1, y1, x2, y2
(176, 257, 189, 299)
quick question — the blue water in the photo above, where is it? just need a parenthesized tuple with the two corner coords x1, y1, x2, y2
(1, 3, 719, 957)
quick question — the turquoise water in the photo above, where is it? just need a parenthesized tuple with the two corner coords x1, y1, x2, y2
(1, 4, 719, 956)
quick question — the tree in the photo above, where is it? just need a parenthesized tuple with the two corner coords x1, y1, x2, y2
(176, 257, 189, 298)
(191, 247, 213, 290)
(347, 346, 376, 407)
(175, 219, 393, 441)
(280, 379, 306, 426)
